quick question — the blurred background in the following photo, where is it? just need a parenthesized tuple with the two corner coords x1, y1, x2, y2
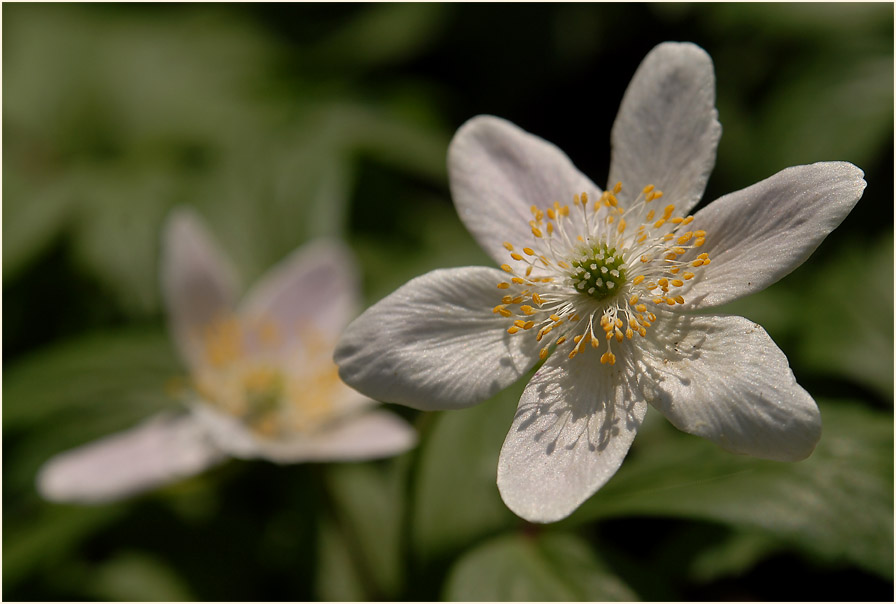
(3, 3, 893, 601)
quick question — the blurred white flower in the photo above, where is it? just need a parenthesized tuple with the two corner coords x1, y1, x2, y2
(38, 209, 415, 504)
(334, 42, 866, 523)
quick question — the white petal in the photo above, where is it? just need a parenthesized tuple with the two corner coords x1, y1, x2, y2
(191, 404, 415, 463)
(256, 411, 416, 463)
(637, 314, 821, 461)
(36, 414, 225, 504)
(677, 162, 866, 308)
(448, 115, 601, 265)
(240, 239, 360, 348)
(497, 348, 648, 523)
(334, 266, 541, 410)
(608, 42, 721, 219)
(161, 207, 240, 369)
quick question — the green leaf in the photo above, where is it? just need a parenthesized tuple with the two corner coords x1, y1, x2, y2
(2, 504, 129, 588)
(4, 327, 180, 431)
(321, 460, 410, 599)
(443, 532, 637, 601)
(411, 385, 522, 562)
(797, 235, 893, 399)
(315, 515, 367, 602)
(566, 400, 894, 579)
(87, 551, 194, 601)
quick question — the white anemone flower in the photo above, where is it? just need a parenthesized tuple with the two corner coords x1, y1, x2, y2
(334, 42, 866, 523)
(38, 208, 416, 504)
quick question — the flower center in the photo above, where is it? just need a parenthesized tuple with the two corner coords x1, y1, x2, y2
(493, 183, 711, 366)
(568, 243, 626, 300)
(194, 316, 340, 437)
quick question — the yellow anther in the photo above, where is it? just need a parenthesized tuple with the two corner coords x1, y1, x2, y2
(633, 275, 645, 285)
(682, 216, 694, 225)
(601, 352, 616, 365)
(520, 305, 536, 315)
(671, 279, 684, 287)
(559, 205, 570, 217)
(547, 223, 554, 234)
(674, 295, 685, 304)
(514, 320, 527, 328)
(607, 194, 618, 207)
(653, 297, 664, 304)
(694, 230, 706, 237)
(617, 219, 627, 233)
(525, 266, 533, 276)
(556, 336, 566, 345)
(698, 253, 709, 260)
(663, 204, 675, 218)
(642, 184, 654, 195)
(581, 192, 589, 205)
(629, 294, 639, 305)
(691, 259, 704, 267)
(503, 242, 514, 251)
(635, 304, 647, 312)
(599, 315, 610, 327)
(703, 258, 711, 265)
(665, 297, 677, 306)
(658, 278, 668, 287)
(539, 347, 549, 360)
(625, 328, 634, 339)
(523, 247, 535, 256)
(653, 191, 664, 200)
(654, 219, 666, 228)
(510, 252, 523, 261)
(573, 194, 580, 205)
(615, 318, 623, 328)
(501, 264, 513, 273)
(550, 314, 562, 322)
(683, 272, 695, 280)
(672, 247, 686, 255)
(532, 227, 543, 238)
(497, 282, 510, 289)
(573, 335, 582, 344)
(607, 215, 615, 224)
(512, 296, 524, 304)
(664, 253, 677, 261)
(637, 233, 648, 244)
(501, 295, 513, 304)
(639, 327, 647, 337)
(646, 210, 655, 221)
(647, 312, 657, 322)
(523, 321, 535, 330)
(532, 293, 543, 305)
(613, 182, 623, 194)
(695, 237, 706, 247)
(507, 326, 520, 334)
(677, 233, 693, 244)
(558, 261, 570, 269)
(640, 255, 651, 263)
(547, 208, 556, 220)
(671, 217, 684, 224)
(511, 277, 526, 284)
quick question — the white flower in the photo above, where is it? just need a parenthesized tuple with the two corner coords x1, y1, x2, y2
(37, 208, 415, 504)
(334, 42, 866, 523)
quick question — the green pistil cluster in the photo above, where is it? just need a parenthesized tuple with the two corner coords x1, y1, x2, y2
(569, 244, 626, 301)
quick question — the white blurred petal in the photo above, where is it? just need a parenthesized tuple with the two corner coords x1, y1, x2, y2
(497, 347, 648, 523)
(677, 162, 866, 309)
(608, 42, 721, 220)
(240, 239, 360, 345)
(192, 404, 415, 463)
(637, 314, 821, 461)
(449, 115, 601, 265)
(160, 207, 239, 369)
(334, 267, 541, 410)
(37, 414, 225, 504)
